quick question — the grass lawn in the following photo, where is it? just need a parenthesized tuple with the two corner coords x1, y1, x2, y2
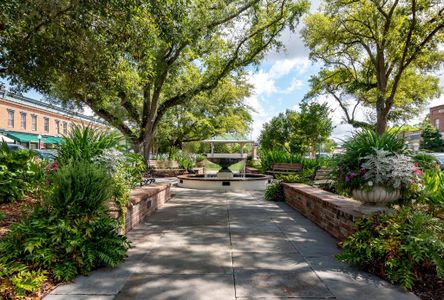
(203, 159, 246, 173)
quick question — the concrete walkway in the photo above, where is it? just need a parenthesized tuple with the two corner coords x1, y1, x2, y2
(46, 188, 418, 300)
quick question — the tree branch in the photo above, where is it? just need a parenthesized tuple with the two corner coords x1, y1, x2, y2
(153, 1, 288, 129)
(118, 91, 140, 123)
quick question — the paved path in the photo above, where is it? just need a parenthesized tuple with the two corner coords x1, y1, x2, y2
(47, 188, 418, 300)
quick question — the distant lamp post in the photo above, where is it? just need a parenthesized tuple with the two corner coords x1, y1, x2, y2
(37, 134, 42, 149)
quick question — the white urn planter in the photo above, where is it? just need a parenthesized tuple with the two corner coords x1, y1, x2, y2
(352, 186, 401, 204)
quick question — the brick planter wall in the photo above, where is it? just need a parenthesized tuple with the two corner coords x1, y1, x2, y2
(109, 183, 171, 233)
(282, 183, 390, 241)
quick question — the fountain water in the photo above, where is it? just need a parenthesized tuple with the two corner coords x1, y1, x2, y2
(177, 135, 272, 190)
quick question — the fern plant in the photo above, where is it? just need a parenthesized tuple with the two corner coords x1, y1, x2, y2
(337, 206, 444, 290)
(0, 160, 130, 298)
(265, 181, 284, 201)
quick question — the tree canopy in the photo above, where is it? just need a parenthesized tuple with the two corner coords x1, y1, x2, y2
(420, 121, 443, 152)
(259, 102, 333, 155)
(302, 0, 444, 134)
(154, 75, 252, 153)
(0, 0, 310, 162)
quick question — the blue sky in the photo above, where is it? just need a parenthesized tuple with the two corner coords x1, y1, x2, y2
(245, 32, 444, 142)
(3, 1, 444, 142)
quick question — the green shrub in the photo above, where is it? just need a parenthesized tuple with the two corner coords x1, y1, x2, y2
(277, 168, 315, 184)
(337, 207, 444, 289)
(265, 181, 284, 201)
(0, 142, 43, 203)
(0, 161, 129, 298)
(413, 152, 441, 172)
(418, 169, 444, 211)
(0, 262, 47, 297)
(260, 150, 328, 173)
(57, 125, 121, 165)
(48, 160, 114, 217)
(124, 153, 147, 187)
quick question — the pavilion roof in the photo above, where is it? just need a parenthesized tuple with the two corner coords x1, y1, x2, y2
(202, 134, 254, 144)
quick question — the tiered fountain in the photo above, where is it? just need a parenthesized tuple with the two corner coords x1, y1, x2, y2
(177, 135, 272, 190)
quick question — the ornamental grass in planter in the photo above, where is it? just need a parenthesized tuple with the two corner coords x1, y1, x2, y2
(334, 130, 422, 204)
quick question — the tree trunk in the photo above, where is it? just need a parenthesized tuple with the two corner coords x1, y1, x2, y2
(375, 95, 387, 135)
(142, 132, 153, 166)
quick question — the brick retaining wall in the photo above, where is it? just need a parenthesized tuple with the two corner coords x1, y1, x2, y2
(109, 183, 171, 233)
(282, 183, 389, 241)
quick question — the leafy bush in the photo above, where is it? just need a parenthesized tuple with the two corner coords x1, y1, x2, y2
(57, 125, 121, 165)
(337, 207, 444, 290)
(0, 161, 129, 298)
(0, 142, 44, 203)
(418, 170, 444, 213)
(172, 151, 195, 172)
(124, 153, 147, 187)
(0, 263, 47, 297)
(264, 181, 284, 201)
(47, 160, 114, 216)
(260, 150, 328, 172)
(413, 152, 441, 172)
(277, 168, 315, 184)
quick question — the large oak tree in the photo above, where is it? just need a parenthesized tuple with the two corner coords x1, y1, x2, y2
(302, 0, 444, 134)
(0, 0, 309, 162)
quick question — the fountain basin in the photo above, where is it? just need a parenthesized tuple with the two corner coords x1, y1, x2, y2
(177, 174, 273, 191)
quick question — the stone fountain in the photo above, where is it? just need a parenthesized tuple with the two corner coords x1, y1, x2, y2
(177, 134, 272, 190)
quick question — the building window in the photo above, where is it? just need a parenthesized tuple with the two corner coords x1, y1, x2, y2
(7, 109, 14, 128)
(63, 121, 67, 134)
(70, 122, 75, 132)
(44, 117, 49, 133)
(435, 119, 440, 130)
(55, 120, 60, 134)
(31, 114, 37, 131)
(20, 112, 27, 129)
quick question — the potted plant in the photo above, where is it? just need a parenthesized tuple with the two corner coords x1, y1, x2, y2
(347, 149, 421, 204)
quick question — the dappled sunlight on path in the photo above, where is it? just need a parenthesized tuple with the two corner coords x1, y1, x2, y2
(46, 188, 418, 300)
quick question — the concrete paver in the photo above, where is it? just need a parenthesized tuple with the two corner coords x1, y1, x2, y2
(47, 187, 418, 299)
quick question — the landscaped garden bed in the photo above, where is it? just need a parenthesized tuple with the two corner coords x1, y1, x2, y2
(263, 130, 444, 300)
(0, 126, 152, 299)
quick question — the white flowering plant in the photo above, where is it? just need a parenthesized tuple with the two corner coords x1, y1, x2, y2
(360, 149, 422, 191)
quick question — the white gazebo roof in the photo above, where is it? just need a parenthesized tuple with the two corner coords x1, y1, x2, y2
(202, 134, 254, 144)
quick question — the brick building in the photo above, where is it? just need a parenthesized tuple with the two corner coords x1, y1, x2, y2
(430, 104, 444, 139)
(0, 89, 106, 149)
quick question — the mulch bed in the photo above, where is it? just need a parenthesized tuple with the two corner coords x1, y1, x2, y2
(0, 196, 40, 237)
(365, 259, 443, 300)
(413, 269, 444, 300)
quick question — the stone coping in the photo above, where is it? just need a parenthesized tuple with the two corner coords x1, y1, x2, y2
(108, 183, 171, 233)
(129, 183, 170, 206)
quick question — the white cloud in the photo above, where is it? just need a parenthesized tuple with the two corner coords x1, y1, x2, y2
(248, 70, 277, 96)
(268, 57, 311, 78)
(282, 78, 303, 94)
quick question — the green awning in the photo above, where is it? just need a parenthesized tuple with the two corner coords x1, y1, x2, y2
(44, 136, 63, 145)
(6, 132, 63, 144)
(7, 132, 40, 143)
